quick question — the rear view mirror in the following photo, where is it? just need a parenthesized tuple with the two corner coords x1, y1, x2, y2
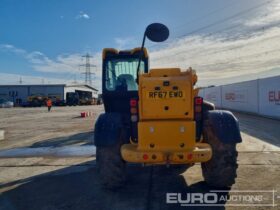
(136, 23, 169, 78)
(145, 23, 169, 42)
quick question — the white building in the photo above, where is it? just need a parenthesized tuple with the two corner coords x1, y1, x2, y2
(0, 84, 98, 104)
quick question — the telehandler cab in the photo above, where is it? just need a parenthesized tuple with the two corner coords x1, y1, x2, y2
(94, 23, 242, 189)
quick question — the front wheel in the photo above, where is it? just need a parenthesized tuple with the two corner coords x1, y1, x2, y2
(96, 142, 126, 189)
(201, 121, 238, 188)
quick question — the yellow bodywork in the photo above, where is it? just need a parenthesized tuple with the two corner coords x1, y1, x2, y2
(121, 143, 211, 164)
(27, 94, 47, 104)
(137, 121, 196, 151)
(121, 119, 212, 164)
(119, 52, 212, 164)
(102, 47, 148, 59)
(139, 68, 195, 120)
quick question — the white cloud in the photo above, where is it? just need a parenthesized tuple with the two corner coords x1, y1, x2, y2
(0, 45, 101, 74)
(2, 22, 280, 88)
(243, 0, 280, 27)
(28, 52, 102, 89)
(149, 26, 280, 87)
(114, 37, 137, 49)
(76, 11, 90, 20)
(0, 45, 101, 89)
(0, 73, 68, 85)
(0, 44, 26, 54)
(148, 0, 280, 87)
(1, 0, 280, 89)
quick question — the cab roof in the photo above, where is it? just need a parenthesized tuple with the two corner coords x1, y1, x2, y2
(102, 47, 148, 59)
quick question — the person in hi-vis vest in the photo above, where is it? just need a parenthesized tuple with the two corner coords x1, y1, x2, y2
(46, 99, 52, 112)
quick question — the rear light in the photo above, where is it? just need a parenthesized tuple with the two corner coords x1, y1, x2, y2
(187, 153, 193, 160)
(130, 99, 137, 107)
(130, 98, 138, 122)
(143, 154, 149, 160)
(130, 107, 138, 114)
(195, 106, 202, 113)
(195, 97, 203, 105)
(194, 97, 203, 120)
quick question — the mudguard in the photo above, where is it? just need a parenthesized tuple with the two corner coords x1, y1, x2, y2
(203, 100, 215, 113)
(205, 110, 242, 144)
(196, 101, 215, 140)
(94, 113, 123, 147)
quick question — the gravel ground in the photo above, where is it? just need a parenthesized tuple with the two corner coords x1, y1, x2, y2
(0, 106, 279, 210)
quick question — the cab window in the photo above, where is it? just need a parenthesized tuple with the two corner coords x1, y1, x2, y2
(105, 58, 145, 91)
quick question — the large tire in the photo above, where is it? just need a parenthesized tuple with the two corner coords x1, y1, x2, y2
(96, 141, 126, 189)
(169, 164, 191, 175)
(201, 121, 238, 188)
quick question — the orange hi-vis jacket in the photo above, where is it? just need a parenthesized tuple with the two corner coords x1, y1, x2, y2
(47, 99, 52, 107)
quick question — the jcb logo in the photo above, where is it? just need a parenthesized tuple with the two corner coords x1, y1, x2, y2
(268, 91, 280, 105)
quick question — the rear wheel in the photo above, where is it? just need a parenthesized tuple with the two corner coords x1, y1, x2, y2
(201, 121, 238, 188)
(96, 140, 126, 189)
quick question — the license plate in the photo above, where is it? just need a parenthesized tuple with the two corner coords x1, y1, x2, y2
(146, 91, 185, 99)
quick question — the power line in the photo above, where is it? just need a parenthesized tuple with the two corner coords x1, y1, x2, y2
(172, 0, 238, 30)
(152, 48, 280, 67)
(148, 0, 273, 50)
(151, 29, 280, 62)
(177, 1, 272, 38)
(60, 71, 77, 84)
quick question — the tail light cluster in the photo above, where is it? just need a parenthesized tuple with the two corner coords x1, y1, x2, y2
(194, 97, 203, 121)
(130, 99, 138, 122)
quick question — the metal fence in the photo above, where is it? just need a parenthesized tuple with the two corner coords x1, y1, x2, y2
(199, 75, 280, 119)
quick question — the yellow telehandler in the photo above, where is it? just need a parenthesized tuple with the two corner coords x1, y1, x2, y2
(94, 23, 242, 189)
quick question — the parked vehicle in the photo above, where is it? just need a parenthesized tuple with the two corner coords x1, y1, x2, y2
(47, 95, 66, 106)
(66, 92, 95, 106)
(66, 92, 79, 106)
(97, 94, 103, 105)
(27, 94, 47, 107)
(0, 99, 14, 108)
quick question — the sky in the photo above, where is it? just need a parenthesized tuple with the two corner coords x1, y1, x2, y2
(0, 0, 280, 90)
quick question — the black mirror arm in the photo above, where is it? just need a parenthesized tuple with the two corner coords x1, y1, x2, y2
(136, 32, 146, 84)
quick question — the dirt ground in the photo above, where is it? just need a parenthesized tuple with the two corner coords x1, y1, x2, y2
(0, 106, 279, 210)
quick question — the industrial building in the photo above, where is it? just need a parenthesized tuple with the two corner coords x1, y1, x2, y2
(0, 84, 98, 105)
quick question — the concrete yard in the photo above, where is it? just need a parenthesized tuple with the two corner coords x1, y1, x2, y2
(0, 106, 280, 210)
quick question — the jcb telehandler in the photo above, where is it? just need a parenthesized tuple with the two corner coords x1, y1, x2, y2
(94, 23, 242, 189)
